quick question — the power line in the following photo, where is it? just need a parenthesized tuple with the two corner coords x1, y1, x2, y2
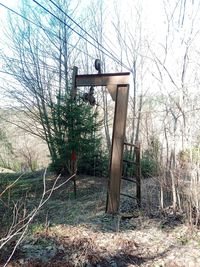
(48, 0, 125, 68)
(0, 1, 130, 73)
(32, 0, 131, 71)
(0, 0, 130, 81)
(0, 2, 96, 62)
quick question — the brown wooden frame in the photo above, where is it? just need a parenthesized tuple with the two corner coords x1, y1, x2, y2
(75, 72, 130, 214)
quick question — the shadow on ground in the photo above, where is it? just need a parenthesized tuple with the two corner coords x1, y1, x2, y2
(0, 174, 186, 267)
(2, 234, 175, 267)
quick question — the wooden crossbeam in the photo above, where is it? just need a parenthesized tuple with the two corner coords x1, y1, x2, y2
(120, 193, 137, 199)
(75, 71, 131, 214)
(123, 159, 136, 165)
(76, 72, 130, 87)
(121, 177, 137, 183)
(124, 142, 138, 148)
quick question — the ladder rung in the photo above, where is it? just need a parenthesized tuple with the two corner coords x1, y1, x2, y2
(123, 159, 136, 164)
(124, 142, 136, 147)
(122, 177, 136, 183)
(120, 193, 137, 199)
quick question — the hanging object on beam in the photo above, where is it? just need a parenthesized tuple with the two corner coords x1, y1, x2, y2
(95, 59, 102, 74)
(82, 86, 96, 106)
(81, 59, 103, 106)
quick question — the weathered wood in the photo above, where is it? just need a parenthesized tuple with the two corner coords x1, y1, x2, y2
(135, 141, 141, 207)
(71, 67, 78, 198)
(76, 72, 130, 87)
(121, 177, 137, 183)
(120, 193, 137, 199)
(106, 85, 129, 214)
(75, 70, 131, 214)
(124, 141, 137, 148)
(123, 159, 136, 165)
(71, 66, 78, 100)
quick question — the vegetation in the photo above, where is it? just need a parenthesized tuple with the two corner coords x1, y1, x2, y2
(49, 96, 105, 175)
(1, 0, 200, 265)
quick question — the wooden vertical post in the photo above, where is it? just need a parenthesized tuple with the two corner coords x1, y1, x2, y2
(106, 85, 129, 214)
(71, 66, 78, 198)
(74, 71, 130, 212)
(135, 141, 141, 207)
(71, 66, 78, 100)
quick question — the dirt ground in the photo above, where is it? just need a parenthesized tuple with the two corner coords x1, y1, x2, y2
(1, 175, 200, 267)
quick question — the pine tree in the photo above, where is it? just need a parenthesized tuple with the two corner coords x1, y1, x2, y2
(49, 94, 105, 175)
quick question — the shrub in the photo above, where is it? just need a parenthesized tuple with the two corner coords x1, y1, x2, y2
(141, 153, 160, 177)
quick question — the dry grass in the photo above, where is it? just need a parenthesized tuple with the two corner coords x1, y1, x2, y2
(1, 173, 200, 266)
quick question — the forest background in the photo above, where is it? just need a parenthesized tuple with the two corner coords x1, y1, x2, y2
(0, 0, 200, 218)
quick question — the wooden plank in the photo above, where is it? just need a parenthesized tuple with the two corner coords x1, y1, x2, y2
(135, 141, 141, 207)
(123, 159, 136, 165)
(121, 177, 136, 183)
(76, 72, 130, 87)
(106, 85, 129, 214)
(120, 193, 137, 199)
(124, 142, 137, 148)
(71, 66, 78, 100)
(107, 85, 117, 101)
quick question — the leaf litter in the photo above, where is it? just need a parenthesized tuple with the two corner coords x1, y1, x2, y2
(2, 176, 200, 267)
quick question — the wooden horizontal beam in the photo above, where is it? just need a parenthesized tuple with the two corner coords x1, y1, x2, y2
(121, 177, 137, 183)
(124, 142, 137, 148)
(120, 193, 137, 199)
(76, 72, 130, 87)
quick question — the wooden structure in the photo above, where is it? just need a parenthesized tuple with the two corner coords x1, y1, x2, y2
(74, 70, 141, 214)
(122, 141, 141, 208)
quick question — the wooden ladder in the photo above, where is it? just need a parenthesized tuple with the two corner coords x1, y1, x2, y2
(120, 141, 141, 208)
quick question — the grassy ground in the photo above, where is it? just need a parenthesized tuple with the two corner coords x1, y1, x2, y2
(1, 171, 200, 267)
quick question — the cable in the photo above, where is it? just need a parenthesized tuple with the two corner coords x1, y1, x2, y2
(0, 1, 127, 70)
(0, 2, 96, 62)
(32, 0, 131, 71)
(48, 0, 125, 68)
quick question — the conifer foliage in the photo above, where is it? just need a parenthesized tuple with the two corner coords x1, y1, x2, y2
(49, 94, 104, 175)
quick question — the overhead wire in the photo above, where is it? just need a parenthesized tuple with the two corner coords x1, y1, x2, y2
(0, 1, 99, 99)
(48, 0, 127, 69)
(32, 0, 131, 71)
(0, 2, 97, 62)
(0, 1, 130, 72)
(0, 0, 132, 101)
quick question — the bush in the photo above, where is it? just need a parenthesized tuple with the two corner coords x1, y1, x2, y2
(178, 147, 200, 168)
(78, 152, 109, 177)
(141, 153, 160, 177)
(141, 136, 162, 177)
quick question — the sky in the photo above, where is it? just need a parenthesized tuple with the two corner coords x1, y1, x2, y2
(0, 0, 200, 105)
(0, 0, 166, 104)
(0, 0, 166, 54)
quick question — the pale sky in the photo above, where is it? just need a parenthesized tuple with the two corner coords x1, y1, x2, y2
(0, 0, 200, 104)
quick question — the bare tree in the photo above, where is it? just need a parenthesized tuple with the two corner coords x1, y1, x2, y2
(0, 171, 76, 266)
(0, 0, 87, 172)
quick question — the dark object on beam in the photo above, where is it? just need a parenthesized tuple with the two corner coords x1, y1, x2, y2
(82, 86, 96, 106)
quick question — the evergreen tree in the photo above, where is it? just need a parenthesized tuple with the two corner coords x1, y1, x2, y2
(49, 94, 105, 175)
